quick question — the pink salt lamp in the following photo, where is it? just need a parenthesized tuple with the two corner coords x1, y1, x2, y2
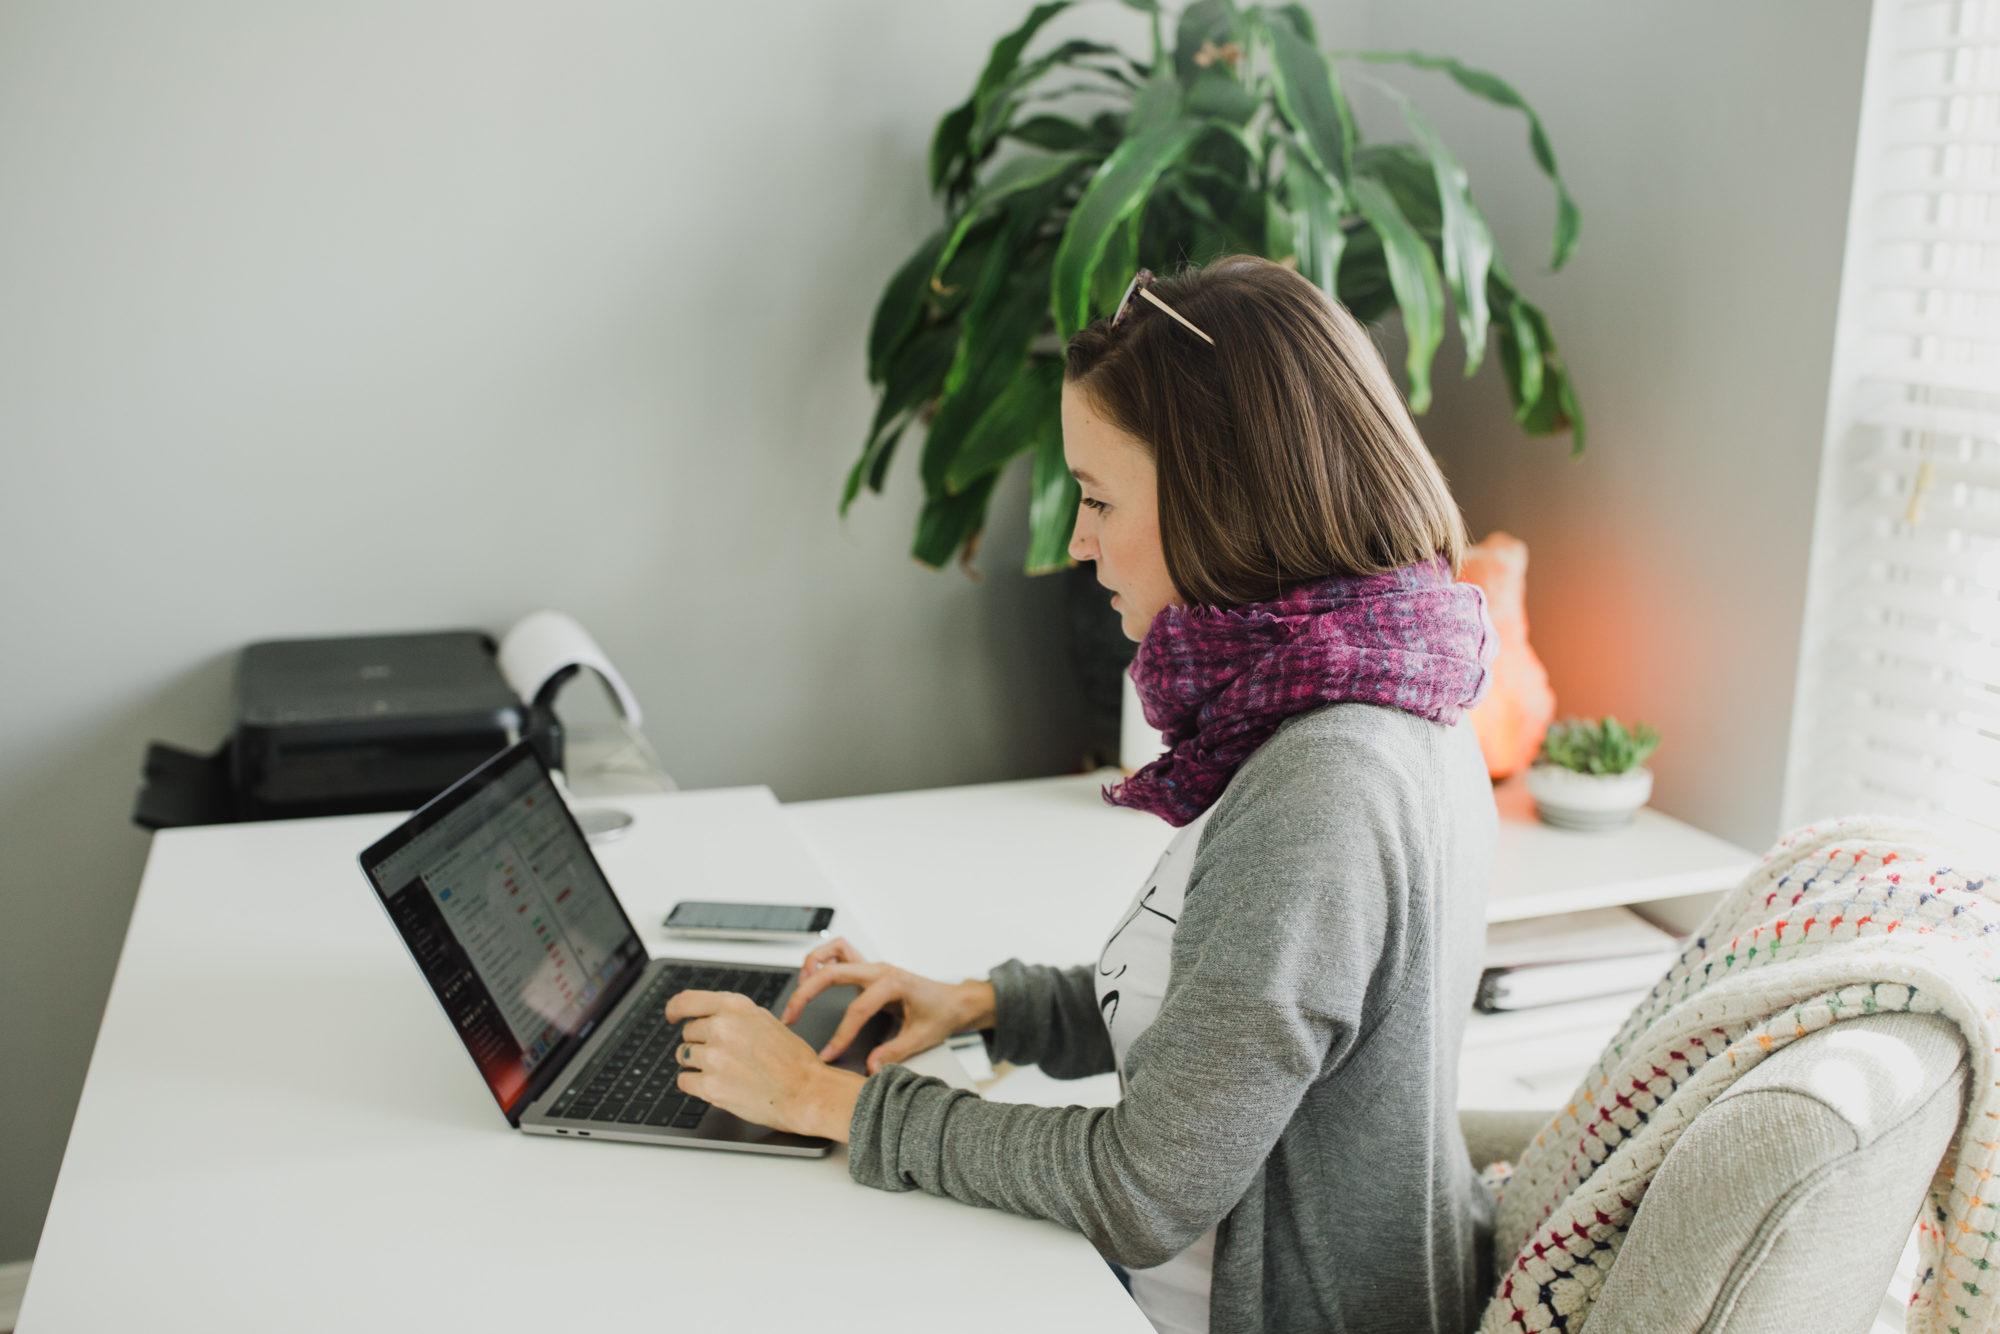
(1460, 532, 1556, 780)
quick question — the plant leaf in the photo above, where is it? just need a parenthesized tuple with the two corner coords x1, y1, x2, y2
(1350, 174, 1444, 413)
(923, 237, 1051, 492)
(1488, 260, 1584, 453)
(1353, 143, 1440, 230)
(842, 422, 904, 517)
(934, 1, 1071, 203)
(934, 151, 1091, 279)
(1555, 352, 1585, 455)
(1160, 177, 1232, 260)
(1180, 154, 1270, 251)
(1050, 91, 1201, 337)
(972, 38, 1126, 160)
(1281, 149, 1347, 298)
(1275, 2, 1318, 45)
(1331, 221, 1393, 321)
(1074, 59, 1140, 90)
(1092, 204, 1146, 316)
(1263, 192, 1292, 264)
(843, 323, 958, 513)
(1026, 404, 1080, 573)
(1259, 10, 1356, 183)
(1186, 67, 1259, 125)
(1173, 0, 1238, 83)
(1023, 80, 1133, 109)
(912, 471, 1001, 569)
(945, 358, 1065, 492)
(1367, 83, 1493, 376)
(1494, 286, 1544, 413)
(866, 228, 946, 384)
(1007, 114, 1096, 152)
(1341, 49, 1579, 270)
(928, 213, 1005, 324)
(929, 103, 976, 200)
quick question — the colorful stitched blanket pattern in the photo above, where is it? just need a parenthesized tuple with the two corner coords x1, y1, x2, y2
(1479, 815, 2000, 1334)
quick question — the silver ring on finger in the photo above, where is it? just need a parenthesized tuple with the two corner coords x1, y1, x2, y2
(677, 1041, 697, 1069)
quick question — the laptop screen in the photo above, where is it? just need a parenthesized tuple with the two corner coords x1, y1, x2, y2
(360, 742, 647, 1117)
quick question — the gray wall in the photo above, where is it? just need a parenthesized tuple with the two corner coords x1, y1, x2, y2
(1340, 0, 1870, 853)
(0, 0, 1125, 1264)
(0, 0, 1871, 1269)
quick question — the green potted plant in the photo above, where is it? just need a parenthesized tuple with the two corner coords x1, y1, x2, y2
(1528, 717, 1661, 830)
(841, 0, 1585, 576)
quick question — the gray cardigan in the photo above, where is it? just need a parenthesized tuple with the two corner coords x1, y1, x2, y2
(846, 702, 1498, 1334)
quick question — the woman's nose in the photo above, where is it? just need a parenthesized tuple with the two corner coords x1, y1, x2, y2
(1068, 523, 1095, 563)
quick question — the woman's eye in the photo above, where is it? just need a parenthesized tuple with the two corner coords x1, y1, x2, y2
(1081, 497, 1109, 513)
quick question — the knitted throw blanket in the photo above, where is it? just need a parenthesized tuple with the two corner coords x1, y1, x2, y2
(1480, 815, 2000, 1334)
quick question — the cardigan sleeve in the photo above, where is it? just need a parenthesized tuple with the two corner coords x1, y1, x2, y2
(844, 726, 1425, 1268)
(983, 959, 1116, 1079)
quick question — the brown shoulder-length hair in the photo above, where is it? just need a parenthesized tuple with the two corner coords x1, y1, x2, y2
(1064, 254, 1468, 608)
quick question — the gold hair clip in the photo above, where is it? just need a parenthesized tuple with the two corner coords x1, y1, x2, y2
(1112, 269, 1215, 346)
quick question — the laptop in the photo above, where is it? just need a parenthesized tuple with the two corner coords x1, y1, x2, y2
(358, 738, 887, 1157)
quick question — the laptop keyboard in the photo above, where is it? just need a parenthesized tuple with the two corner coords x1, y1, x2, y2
(545, 964, 789, 1130)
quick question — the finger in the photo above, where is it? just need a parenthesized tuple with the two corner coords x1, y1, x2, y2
(820, 979, 899, 1063)
(676, 1069, 706, 1099)
(680, 1017, 712, 1044)
(665, 989, 725, 1023)
(796, 940, 839, 981)
(675, 1039, 701, 1071)
(794, 939, 863, 998)
(864, 1011, 953, 1074)
(780, 961, 883, 1025)
(803, 937, 864, 975)
(784, 960, 879, 1016)
(865, 1031, 928, 1075)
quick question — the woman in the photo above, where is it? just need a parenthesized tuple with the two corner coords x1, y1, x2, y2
(665, 254, 1499, 1334)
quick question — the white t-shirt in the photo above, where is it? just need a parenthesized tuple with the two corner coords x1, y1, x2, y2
(1095, 806, 1217, 1334)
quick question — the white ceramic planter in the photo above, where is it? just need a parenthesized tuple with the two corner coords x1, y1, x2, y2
(1119, 672, 1168, 773)
(1526, 764, 1653, 830)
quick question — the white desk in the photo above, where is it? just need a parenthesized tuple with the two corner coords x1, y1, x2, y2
(20, 787, 1151, 1334)
(24, 769, 1756, 1330)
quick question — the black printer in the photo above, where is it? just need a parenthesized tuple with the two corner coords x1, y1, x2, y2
(135, 630, 561, 828)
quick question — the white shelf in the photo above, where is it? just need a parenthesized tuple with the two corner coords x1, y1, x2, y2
(1486, 773, 1758, 923)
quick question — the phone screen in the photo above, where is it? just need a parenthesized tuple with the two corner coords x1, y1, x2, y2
(666, 901, 826, 933)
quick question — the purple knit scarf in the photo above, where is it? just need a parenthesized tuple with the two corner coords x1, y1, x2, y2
(1103, 556, 1496, 827)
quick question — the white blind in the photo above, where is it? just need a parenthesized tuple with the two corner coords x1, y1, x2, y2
(1784, 0, 2000, 860)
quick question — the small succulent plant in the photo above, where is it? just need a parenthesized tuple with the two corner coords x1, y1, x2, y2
(1537, 717, 1660, 776)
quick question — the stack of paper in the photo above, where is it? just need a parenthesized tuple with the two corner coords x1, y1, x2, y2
(1476, 906, 1682, 1012)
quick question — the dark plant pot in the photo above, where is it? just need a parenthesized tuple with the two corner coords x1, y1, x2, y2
(1064, 562, 1137, 771)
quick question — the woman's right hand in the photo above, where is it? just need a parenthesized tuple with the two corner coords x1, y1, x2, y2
(779, 937, 997, 1076)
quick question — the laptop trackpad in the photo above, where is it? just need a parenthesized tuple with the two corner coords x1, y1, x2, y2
(786, 982, 898, 1075)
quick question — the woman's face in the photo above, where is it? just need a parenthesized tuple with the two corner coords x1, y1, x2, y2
(1062, 382, 1182, 642)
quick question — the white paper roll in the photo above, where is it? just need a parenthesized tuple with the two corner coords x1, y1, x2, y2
(497, 609, 644, 725)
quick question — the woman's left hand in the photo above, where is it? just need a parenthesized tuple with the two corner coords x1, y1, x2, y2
(664, 990, 864, 1141)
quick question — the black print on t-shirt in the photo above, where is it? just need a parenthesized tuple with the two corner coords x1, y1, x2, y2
(1097, 882, 1178, 1031)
